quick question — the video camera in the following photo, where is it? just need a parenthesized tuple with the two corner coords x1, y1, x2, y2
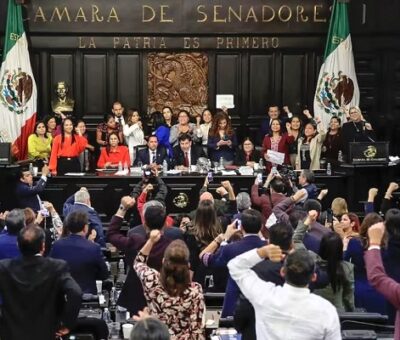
(279, 164, 297, 182)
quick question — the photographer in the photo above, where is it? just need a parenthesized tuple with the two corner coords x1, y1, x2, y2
(130, 166, 168, 204)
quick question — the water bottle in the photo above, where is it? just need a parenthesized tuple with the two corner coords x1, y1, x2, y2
(29, 163, 33, 175)
(118, 161, 122, 171)
(219, 157, 224, 170)
(110, 287, 116, 306)
(338, 150, 344, 163)
(102, 307, 112, 324)
(105, 261, 111, 274)
(208, 275, 214, 289)
(326, 162, 332, 176)
(123, 161, 129, 172)
(258, 158, 264, 171)
(118, 259, 125, 275)
(84, 149, 90, 172)
(162, 159, 168, 173)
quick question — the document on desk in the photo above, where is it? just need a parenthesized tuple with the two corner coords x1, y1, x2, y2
(64, 172, 86, 176)
(266, 150, 285, 165)
(221, 170, 237, 176)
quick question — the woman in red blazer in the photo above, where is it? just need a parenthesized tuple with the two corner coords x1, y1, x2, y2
(97, 133, 130, 169)
(262, 118, 294, 172)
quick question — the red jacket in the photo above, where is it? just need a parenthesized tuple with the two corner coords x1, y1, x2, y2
(262, 133, 294, 167)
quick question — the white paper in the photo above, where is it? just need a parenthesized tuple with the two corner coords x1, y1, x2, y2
(238, 166, 254, 176)
(115, 170, 129, 176)
(64, 172, 86, 176)
(216, 94, 235, 109)
(266, 150, 285, 165)
(221, 170, 236, 176)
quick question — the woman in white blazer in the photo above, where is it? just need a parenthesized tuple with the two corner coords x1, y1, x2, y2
(296, 111, 326, 170)
(123, 109, 145, 165)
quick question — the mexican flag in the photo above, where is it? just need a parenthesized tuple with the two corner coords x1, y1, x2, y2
(314, 0, 359, 128)
(0, 0, 37, 160)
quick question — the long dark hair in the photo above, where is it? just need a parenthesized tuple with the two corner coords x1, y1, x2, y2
(209, 112, 233, 137)
(360, 213, 385, 249)
(33, 120, 49, 138)
(105, 132, 120, 156)
(193, 200, 222, 246)
(151, 111, 166, 130)
(319, 233, 346, 293)
(61, 118, 76, 146)
(160, 240, 190, 296)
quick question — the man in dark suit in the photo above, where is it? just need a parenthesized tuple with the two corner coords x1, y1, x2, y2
(258, 105, 287, 144)
(63, 187, 105, 246)
(200, 209, 266, 317)
(134, 135, 168, 167)
(0, 225, 81, 340)
(50, 210, 108, 295)
(15, 164, 50, 212)
(107, 196, 172, 314)
(172, 133, 205, 169)
(0, 209, 25, 260)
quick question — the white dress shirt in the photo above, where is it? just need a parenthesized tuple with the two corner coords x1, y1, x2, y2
(228, 249, 341, 340)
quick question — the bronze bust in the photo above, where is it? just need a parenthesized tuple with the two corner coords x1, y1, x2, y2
(51, 81, 75, 115)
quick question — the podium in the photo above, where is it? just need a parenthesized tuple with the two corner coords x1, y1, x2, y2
(348, 142, 389, 165)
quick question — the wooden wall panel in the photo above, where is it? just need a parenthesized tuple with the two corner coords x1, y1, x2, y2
(49, 54, 74, 98)
(281, 54, 307, 112)
(116, 54, 141, 110)
(83, 54, 107, 120)
(215, 54, 240, 117)
(248, 54, 273, 117)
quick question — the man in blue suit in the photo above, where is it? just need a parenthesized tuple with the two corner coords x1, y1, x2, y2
(200, 209, 266, 317)
(63, 187, 105, 246)
(50, 210, 108, 295)
(133, 135, 169, 167)
(0, 209, 25, 260)
(15, 164, 50, 212)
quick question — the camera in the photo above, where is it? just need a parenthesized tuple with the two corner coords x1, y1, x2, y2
(142, 166, 155, 181)
(279, 165, 297, 182)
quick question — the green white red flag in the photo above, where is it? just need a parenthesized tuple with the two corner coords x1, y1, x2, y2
(314, 0, 359, 128)
(0, 0, 37, 160)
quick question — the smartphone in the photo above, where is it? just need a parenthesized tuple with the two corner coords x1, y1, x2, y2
(235, 219, 242, 230)
(39, 208, 49, 217)
(207, 171, 213, 183)
(256, 173, 263, 184)
(271, 166, 278, 175)
(326, 208, 333, 224)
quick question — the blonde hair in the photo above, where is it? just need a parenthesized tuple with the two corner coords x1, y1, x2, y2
(331, 197, 348, 217)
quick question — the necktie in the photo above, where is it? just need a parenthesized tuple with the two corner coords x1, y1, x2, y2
(118, 117, 122, 126)
(184, 152, 189, 167)
(152, 152, 156, 163)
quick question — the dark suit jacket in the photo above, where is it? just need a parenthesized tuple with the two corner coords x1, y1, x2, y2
(233, 149, 262, 166)
(63, 195, 106, 246)
(49, 234, 109, 294)
(0, 256, 81, 340)
(107, 215, 172, 314)
(134, 146, 168, 166)
(15, 177, 47, 212)
(203, 234, 266, 317)
(172, 144, 205, 168)
(0, 232, 20, 260)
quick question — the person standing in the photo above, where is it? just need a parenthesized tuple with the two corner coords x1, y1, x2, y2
(123, 108, 145, 165)
(0, 226, 82, 340)
(49, 118, 88, 175)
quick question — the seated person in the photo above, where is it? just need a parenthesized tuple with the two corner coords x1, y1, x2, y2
(49, 211, 108, 295)
(0, 209, 25, 260)
(134, 135, 168, 167)
(234, 137, 261, 167)
(172, 133, 205, 170)
(63, 187, 105, 246)
(27, 120, 53, 163)
(97, 132, 130, 169)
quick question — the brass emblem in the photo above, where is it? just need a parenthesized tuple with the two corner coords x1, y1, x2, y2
(363, 145, 377, 159)
(173, 192, 189, 208)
